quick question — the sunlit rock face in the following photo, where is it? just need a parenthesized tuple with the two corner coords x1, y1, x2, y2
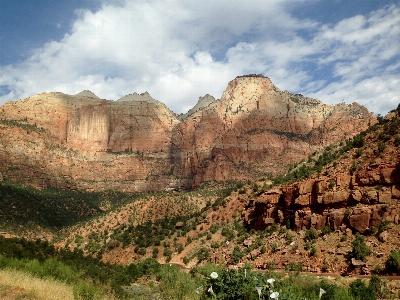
(171, 75, 376, 187)
(243, 162, 400, 234)
(0, 75, 375, 192)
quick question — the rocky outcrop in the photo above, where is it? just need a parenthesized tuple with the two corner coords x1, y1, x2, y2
(0, 91, 185, 191)
(0, 75, 376, 192)
(243, 162, 400, 233)
(172, 75, 376, 186)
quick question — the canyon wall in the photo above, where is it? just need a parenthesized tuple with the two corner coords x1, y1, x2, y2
(243, 162, 400, 233)
(0, 75, 376, 192)
(172, 75, 376, 186)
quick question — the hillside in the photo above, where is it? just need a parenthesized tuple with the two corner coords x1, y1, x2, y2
(36, 105, 399, 278)
(0, 104, 400, 299)
(0, 75, 375, 192)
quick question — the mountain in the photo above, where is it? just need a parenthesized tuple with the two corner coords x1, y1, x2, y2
(54, 107, 400, 276)
(0, 75, 376, 192)
(243, 110, 400, 235)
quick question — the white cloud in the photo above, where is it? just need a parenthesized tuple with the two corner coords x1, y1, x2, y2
(0, 0, 399, 115)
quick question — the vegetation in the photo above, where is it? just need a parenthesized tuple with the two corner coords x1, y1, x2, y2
(351, 233, 371, 261)
(385, 250, 400, 275)
(0, 118, 45, 133)
(0, 180, 136, 230)
(1, 234, 393, 299)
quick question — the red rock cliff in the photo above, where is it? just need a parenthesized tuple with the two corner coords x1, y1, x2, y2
(171, 75, 376, 187)
(0, 76, 376, 192)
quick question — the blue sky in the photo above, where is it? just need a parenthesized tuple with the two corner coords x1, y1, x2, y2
(0, 0, 399, 115)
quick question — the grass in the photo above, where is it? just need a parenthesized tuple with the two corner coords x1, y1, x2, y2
(0, 268, 74, 300)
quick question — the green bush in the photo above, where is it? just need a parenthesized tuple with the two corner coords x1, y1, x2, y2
(196, 247, 210, 262)
(158, 265, 200, 300)
(378, 142, 386, 152)
(321, 225, 331, 236)
(305, 228, 318, 242)
(351, 233, 371, 261)
(231, 246, 244, 263)
(349, 278, 376, 300)
(385, 250, 400, 274)
(73, 281, 102, 300)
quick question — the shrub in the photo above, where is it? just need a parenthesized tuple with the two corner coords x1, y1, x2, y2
(152, 247, 159, 258)
(285, 232, 293, 244)
(355, 148, 363, 158)
(163, 247, 173, 262)
(221, 227, 235, 241)
(321, 225, 331, 236)
(322, 263, 329, 272)
(287, 262, 302, 273)
(182, 256, 190, 265)
(177, 244, 184, 253)
(310, 246, 317, 256)
(379, 220, 389, 232)
(351, 233, 371, 261)
(395, 136, 400, 147)
(349, 161, 358, 174)
(349, 278, 376, 300)
(196, 247, 210, 262)
(352, 134, 365, 148)
(231, 246, 244, 263)
(73, 282, 101, 300)
(209, 224, 219, 234)
(385, 250, 400, 274)
(158, 265, 199, 300)
(378, 142, 386, 152)
(304, 241, 311, 250)
(305, 228, 318, 242)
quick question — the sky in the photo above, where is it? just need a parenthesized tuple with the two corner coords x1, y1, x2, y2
(0, 0, 399, 115)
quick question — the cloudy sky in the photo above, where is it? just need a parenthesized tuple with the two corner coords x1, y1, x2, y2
(0, 0, 399, 115)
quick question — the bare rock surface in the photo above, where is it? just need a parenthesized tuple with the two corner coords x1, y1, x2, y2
(0, 75, 375, 192)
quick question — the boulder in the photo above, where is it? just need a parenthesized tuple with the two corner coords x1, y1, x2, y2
(349, 208, 371, 233)
(379, 231, 388, 243)
(295, 194, 310, 206)
(378, 187, 392, 204)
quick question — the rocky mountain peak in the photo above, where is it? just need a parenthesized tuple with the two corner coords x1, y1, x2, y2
(117, 91, 159, 103)
(0, 75, 377, 192)
(178, 94, 218, 120)
(74, 90, 100, 99)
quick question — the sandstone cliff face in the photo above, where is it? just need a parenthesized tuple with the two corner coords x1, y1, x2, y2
(243, 163, 400, 233)
(0, 91, 182, 191)
(171, 75, 376, 186)
(0, 75, 376, 192)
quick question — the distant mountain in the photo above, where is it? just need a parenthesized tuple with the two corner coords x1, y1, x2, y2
(0, 75, 375, 192)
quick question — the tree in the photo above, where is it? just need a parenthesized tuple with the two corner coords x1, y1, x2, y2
(351, 233, 371, 261)
(385, 250, 400, 274)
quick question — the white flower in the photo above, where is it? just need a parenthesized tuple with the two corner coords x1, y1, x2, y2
(319, 288, 326, 298)
(255, 286, 263, 296)
(270, 291, 279, 299)
(210, 271, 218, 279)
(195, 286, 203, 294)
(267, 278, 275, 287)
(208, 286, 214, 294)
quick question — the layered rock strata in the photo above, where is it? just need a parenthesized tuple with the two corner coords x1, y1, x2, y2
(0, 75, 376, 192)
(243, 162, 400, 233)
(171, 75, 376, 186)
(0, 91, 182, 191)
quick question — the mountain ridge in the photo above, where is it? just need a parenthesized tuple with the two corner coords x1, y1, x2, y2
(0, 75, 376, 192)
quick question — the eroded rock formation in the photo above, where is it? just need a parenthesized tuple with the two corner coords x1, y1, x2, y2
(0, 75, 376, 192)
(243, 162, 400, 233)
(171, 75, 376, 185)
